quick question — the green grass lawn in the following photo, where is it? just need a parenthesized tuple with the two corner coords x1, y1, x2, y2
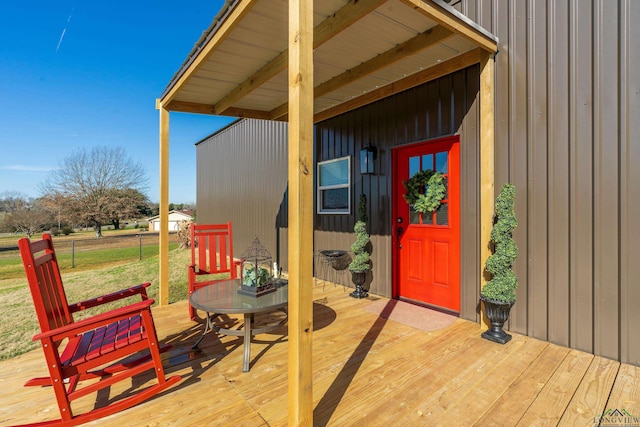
(0, 231, 179, 280)
(0, 247, 191, 361)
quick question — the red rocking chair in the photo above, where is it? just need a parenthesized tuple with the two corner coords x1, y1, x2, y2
(188, 222, 238, 320)
(18, 234, 181, 426)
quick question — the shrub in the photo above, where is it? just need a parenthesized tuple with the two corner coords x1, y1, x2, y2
(349, 195, 371, 273)
(480, 184, 518, 303)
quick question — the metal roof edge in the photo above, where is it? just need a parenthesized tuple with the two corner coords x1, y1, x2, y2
(194, 118, 245, 146)
(432, 0, 498, 44)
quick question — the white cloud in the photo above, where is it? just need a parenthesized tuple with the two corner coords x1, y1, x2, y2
(0, 165, 56, 172)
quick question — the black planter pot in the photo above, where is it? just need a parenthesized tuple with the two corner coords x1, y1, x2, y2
(480, 296, 515, 344)
(350, 271, 368, 299)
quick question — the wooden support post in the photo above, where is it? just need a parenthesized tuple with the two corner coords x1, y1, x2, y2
(288, 0, 314, 424)
(157, 100, 170, 306)
(479, 52, 495, 329)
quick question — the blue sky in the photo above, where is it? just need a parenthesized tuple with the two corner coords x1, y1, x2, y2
(0, 0, 234, 203)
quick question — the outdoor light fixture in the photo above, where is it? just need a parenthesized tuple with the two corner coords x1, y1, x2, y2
(360, 146, 377, 174)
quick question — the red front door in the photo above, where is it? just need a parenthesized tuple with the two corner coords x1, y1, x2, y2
(392, 136, 460, 312)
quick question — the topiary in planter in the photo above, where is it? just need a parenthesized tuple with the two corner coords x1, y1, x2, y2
(349, 222, 371, 273)
(481, 183, 518, 303)
(349, 194, 371, 298)
(480, 183, 518, 344)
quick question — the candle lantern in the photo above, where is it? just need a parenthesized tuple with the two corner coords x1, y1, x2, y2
(239, 237, 276, 296)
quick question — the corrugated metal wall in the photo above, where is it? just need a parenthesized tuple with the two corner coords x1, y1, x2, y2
(196, 119, 290, 269)
(457, 0, 640, 364)
(314, 67, 481, 316)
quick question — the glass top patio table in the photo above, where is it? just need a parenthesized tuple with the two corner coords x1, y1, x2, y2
(189, 278, 288, 372)
(190, 278, 288, 314)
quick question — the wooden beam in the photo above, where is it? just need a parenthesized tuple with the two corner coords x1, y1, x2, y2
(270, 25, 454, 120)
(156, 100, 170, 306)
(167, 100, 273, 120)
(479, 52, 495, 329)
(215, 0, 387, 116)
(313, 0, 387, 45)
(288, 0, 314, 424)
(160, 0, 259, 105)
(166, 100, 216, 115)
(398, 0, 497, 52)
(314, 47, 483, 123)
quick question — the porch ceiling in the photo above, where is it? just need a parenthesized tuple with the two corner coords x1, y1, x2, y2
(159, 0, 497, 122)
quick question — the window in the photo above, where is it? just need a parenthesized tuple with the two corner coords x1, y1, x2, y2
(317, 156, 350, 214)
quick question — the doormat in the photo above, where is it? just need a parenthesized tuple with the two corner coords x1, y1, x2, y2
(363, 299, 458, 332)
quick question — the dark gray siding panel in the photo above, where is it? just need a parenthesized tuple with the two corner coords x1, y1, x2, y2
(461, 0, 640, 364)
(547, 0, 571, 353)
(196, 119, 289, 269)
(622, 0, 640, 367)
(593, 0, 620, 364)
(569, 0, 595, 356)
(459, 67, 481, 320)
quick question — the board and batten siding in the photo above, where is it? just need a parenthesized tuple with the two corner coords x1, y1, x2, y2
(457, 0, 640, 365)
(314, 67, 481, 316)
(196, 119, 290, 270)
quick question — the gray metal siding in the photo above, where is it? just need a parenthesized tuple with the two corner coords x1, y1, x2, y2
(196, 119, 289, 269)
(458, 0, 640, 364)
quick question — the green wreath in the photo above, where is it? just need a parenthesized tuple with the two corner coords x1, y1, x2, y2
(403, 170, 446, 214)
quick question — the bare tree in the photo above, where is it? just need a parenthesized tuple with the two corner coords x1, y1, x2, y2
(6, 200, 53, 237)
(38, 191, 71, 230)
(105, 188, 150, 230)
(0, 191, 29, 219)
(42, 146, 149, 237)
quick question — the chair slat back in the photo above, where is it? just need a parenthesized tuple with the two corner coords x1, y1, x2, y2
(18, 234, 73, 333)
(190, 222, 236, 278)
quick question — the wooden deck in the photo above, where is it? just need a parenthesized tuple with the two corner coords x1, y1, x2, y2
(2, 282, 639, 426)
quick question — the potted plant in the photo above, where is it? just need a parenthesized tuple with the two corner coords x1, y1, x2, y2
(348, 194, 371, 298)
(480, 183, 518, 344)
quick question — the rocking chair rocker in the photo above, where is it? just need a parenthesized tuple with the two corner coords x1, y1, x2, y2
(17, 234, 181, 426)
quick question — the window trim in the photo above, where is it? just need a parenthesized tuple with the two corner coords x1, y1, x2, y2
(317, 156, 351, 215)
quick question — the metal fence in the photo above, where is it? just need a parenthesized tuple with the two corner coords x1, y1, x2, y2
(0, 232, 179, 271)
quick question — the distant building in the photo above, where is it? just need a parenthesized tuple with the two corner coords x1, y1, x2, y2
(146, 210, 193, 232)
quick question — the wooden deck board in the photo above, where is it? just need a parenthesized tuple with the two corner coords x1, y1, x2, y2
(558, 355, 620, 426)
(461, 341, 570, 426)
(604, 363, 640, 419)
(2, 284, 640, 426)
(517, 349, 594, 426)
(442, 336, 549, 426)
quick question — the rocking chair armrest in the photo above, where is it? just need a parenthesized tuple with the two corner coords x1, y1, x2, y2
(33, 299, 155, 342)
(69, 282, 151, 313)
